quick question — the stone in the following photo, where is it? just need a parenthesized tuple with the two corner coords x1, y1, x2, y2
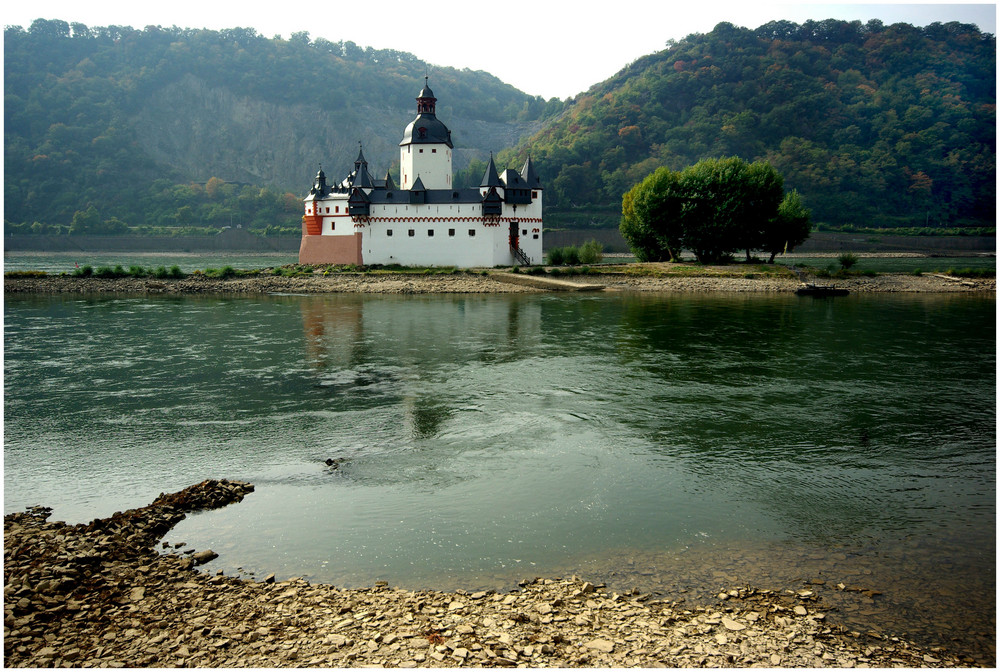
(130, 586, 146, 602)
(584, 639, 615, 653)
(793, 606, 808, 617)
(191, 550, 218, 565)
(721, 616, 745, 631)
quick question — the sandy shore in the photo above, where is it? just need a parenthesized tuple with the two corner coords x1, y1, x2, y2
(4, 481, 973, 668)
(3, 265, 996, 295)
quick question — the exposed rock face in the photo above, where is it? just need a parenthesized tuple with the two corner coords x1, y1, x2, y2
(131, 74, 542, 191)
(3, 479, 971, 667)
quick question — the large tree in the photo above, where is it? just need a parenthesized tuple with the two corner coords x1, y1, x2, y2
(620, 157, 810, 263)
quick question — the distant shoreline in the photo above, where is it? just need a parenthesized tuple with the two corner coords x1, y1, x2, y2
(4, 266, 996, 295)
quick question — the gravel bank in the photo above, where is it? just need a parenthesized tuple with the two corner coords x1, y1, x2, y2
(4, 481, 969, 668)
(4, 267, 995, 295)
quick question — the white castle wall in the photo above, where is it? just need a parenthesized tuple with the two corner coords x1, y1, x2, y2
(400, 145, 452, 190)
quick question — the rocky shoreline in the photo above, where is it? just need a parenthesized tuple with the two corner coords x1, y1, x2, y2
(4, 481, 974, 668)
(3, 265, 996, 295)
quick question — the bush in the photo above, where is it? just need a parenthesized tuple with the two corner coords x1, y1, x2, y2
(547, 247, 565, 266)
(578, 239, 604, 264)
(838, 253, 859, 270)
(563, 246, 581, 265)
(72, 265, 93, 277)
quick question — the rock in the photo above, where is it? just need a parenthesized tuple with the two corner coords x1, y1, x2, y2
(793, 605, 808, 616)
(583, 639, 615, 653)
(192, 550, 218, 565)
(130, 586, 146, 602)
(721, 616, 745, 631)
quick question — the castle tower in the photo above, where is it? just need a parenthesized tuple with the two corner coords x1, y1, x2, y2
(399, 77, 453, 190)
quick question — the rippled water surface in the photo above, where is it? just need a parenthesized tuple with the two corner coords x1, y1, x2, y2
(4, 292, 995, 661)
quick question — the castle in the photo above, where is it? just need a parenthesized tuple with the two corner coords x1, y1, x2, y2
(300, 79, 543, 268)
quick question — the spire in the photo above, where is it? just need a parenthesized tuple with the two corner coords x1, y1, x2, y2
(520, 155, 541, 188)
(354, 142, 367, 170)
(480, 153, 502, 188)
(383, 169, 397, 191)
(311, 163, 329, 196)
(416, 76, 436, 114)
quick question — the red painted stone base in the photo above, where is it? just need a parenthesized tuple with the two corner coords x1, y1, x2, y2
(299, 234, 363, 265)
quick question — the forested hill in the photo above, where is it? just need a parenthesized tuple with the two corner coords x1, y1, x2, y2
(4, 20, 563, 232)
(502, 19, 995, 229)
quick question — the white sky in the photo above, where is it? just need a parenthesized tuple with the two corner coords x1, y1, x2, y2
(4, 2, 995, 99)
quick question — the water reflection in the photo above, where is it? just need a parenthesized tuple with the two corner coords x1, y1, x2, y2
(4, 292, 994, 662)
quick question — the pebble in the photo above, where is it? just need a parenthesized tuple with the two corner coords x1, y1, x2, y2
(3, 479, 969, 668)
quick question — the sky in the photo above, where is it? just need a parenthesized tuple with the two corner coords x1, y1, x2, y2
(4, 1, 996, 99)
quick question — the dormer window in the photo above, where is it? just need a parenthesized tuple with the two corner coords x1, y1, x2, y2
(418, 127, 427, 139)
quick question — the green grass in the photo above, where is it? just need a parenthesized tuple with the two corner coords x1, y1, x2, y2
(778, 256, 995, 274)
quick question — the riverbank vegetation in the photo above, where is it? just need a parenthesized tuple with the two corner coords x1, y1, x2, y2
(620, 158, 811, 264)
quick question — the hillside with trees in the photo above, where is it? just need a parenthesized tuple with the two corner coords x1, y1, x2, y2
(4, 20, 563, 234)
(5, 18, 995, 238)
(501, 19, 995, 231)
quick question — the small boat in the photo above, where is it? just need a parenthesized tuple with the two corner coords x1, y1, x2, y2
(796, 283, 849, 297)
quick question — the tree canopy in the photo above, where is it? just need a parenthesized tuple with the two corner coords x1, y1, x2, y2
(504, 19, 995, 230)
(4, 20, 562, 232)
(620, 157, 811, 263)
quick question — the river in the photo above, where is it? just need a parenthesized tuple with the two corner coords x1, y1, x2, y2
(3, 291, 995, 662)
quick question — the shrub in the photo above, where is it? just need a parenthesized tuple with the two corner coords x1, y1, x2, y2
(838, 252, 859, 270)
(579, 239, 604, 265)
(563, 245, 581, 265)
(127, 265, 147, 278)
(547, 247, 565, 266)
(72, 265, 93, 277)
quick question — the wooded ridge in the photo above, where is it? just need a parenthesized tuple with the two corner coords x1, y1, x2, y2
(4, 18, 994, 235)
(501, 19, 995, 231)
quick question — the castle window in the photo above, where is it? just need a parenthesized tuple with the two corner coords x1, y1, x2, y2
(335, 206, 340, 213)
(448, 229, 455, 237)
(522, 229, 527, 235)
(532, 191, 538, 198)
(468, 229, 476, 237)
(331, 222, 335, 231)
(408, 229, 415, 237)
(432, 148, 437, 153)
(419, 148, 424, 153)
(428, 229, 434, 237)
(387, 229, 393, 236)
(533, 234, 538, 239)
(325, 207, 330, 213)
